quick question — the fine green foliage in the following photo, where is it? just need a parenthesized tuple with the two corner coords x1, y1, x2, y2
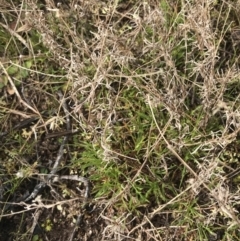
(0, 0, 240, 240)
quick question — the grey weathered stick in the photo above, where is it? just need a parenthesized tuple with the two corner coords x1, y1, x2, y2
(24, 91, 70, 201)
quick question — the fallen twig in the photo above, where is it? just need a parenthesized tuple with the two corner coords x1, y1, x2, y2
(0, 61, 40, 115)
(24, 91, 70, 202)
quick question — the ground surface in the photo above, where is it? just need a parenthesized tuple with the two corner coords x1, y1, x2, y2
(1, 0, 240, 241)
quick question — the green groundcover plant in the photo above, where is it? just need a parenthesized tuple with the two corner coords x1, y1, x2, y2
(0, 0, 240, 240)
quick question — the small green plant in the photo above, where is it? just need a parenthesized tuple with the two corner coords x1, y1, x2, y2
(32, 235, 43, 241)
(41, 218, 53, 232)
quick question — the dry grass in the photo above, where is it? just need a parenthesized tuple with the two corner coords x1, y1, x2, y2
(1, 0, 240, 240)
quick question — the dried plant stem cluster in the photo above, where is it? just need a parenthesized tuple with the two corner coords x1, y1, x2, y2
(0, 0, 240, 240)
